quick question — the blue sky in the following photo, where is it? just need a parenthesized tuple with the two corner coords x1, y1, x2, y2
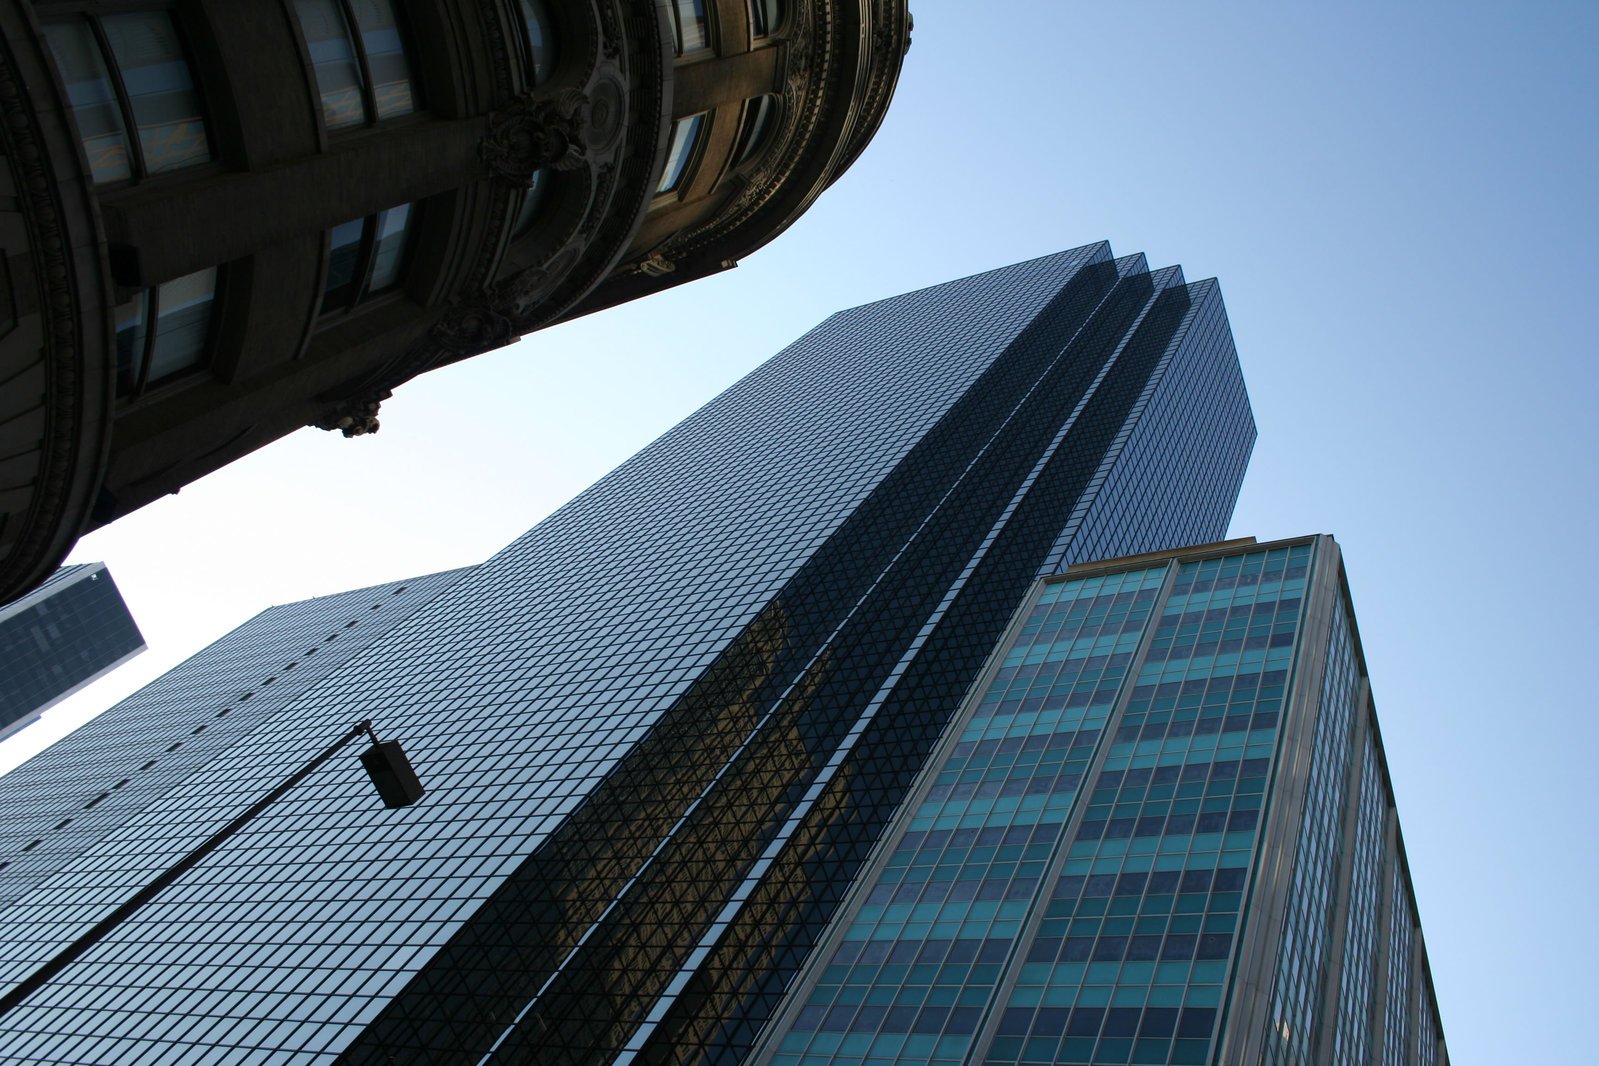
(5, 2, 1594, 1060)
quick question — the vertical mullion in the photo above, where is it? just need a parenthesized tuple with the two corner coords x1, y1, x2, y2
(134, 290, 158, 396)
(87, 17, 146, 181)
(336, 0, 377, 125)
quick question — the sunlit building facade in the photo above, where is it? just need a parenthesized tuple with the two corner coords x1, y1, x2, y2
(755, 535, 1447, 1066)
(0, 245, 1255, 1062)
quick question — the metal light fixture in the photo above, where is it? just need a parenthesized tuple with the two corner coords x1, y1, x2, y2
(0, 718, 424, 1015)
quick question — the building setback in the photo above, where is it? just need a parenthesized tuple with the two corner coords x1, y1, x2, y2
(0, 245, 1255, 1063)
(0, 563, 144, 743)
(756, 535, 1447, 1066)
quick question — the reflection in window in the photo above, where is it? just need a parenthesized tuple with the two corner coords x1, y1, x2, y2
(749, 0, 784, 37)
(732, 95, 779, 166)
(518, 0, 558, 85)
(510, 168, 551, 241)
(43, 14, 212, 184)
(669, 0, 710, 56)
(657, 114, 705, 194)
(321, 203, 414, 313)
(293, 0, 415, 130)
(115, 267, 218, 397)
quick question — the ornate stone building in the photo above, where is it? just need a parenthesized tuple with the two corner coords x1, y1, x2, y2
(0, 0, 910, 601)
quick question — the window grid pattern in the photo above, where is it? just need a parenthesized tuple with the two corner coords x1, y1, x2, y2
(1381, 867, 1414, 1066)
(984, 545, 1308, 1066)
(1330, 732, 1385, 1066)
(1053, 282, 1254, 573)
(624, 256, 1248, 1064)
(771, 567, 1163, 1066)
(1263, 595, 1357, 1065)
(0, 569, 468, 925)
(1414, 978, 1438, 1066)
(0, 567, 143, 736)
(761, 544, 1309, 1066)
(0, 247, 1261, 1063)
(0, 249, 1140, 1061)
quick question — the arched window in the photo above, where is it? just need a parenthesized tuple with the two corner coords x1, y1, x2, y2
(43, 13, 212, 184)
(657, 114, 706, 194)
(293, 0, 416, 130)
(731, 95, 779, 166)
(321, 203, 414, 313)
(115, 267, 219, 397)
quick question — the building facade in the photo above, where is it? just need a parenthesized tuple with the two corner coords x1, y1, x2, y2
(0, 561, 143, 742)
(0, 245, 1255, 1063)
(0, 0, 911, 602)
(755, 535, 1447, 1066)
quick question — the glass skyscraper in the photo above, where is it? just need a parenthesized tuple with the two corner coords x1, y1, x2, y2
(0, 244, 1256, 1063)
(0, 563, 145, 743)
(755, 535, 1446, 1066)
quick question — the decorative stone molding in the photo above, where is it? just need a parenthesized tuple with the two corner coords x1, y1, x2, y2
(311, 390, 390, 437)
(481, 89, 591, 186)
(431, 301, 518, 354)
(0, 27, 96, 600)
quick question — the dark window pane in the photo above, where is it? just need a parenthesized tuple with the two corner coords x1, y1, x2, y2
(351, 0, 415, 118)
(101, 13, 210, 173)
(518, 0, 558, 83)
(296, 0, 367, 129)
(145, 267, 216, 384)
(657, 113, 705, 193)
(673, 0, 709, 54)
(43, 21, 133, 182)
(322, 218, 365, 310)
(732, 94, 778, 165)
(113, 293, 147, 396)
(367, 203, 412, 293)
(749, 0, 784, 36)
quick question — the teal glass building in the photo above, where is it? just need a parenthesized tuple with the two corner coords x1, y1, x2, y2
(755, 535, 1446, 1066)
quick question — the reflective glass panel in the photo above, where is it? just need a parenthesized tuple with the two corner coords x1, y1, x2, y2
(350, 0, 414, 119)
(42, 21, 133, 183)
(673, 0, 709, 54)
(322, 218, 365, 311)
(113, 293, 147, 395)
(295, 0, 367, 129)
(101, 13, 210, 174)
(518, 0, 558, 84)
(657, 113, 705, 193)
(145, 267, 217, 384)
(367, 204, 413, 293)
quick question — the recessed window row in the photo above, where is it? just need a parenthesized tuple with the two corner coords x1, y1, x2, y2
(43, 12, 212, 185)
(292, 0, 415, 130)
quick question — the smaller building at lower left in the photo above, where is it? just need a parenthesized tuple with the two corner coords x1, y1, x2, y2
(0, 562, 144, 743)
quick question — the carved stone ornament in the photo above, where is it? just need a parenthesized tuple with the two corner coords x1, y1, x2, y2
(637, 252, 675, 277)
(431, 301, 516, 354)
(481, 89, 590, 186)
(312, 390, 390, 437)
